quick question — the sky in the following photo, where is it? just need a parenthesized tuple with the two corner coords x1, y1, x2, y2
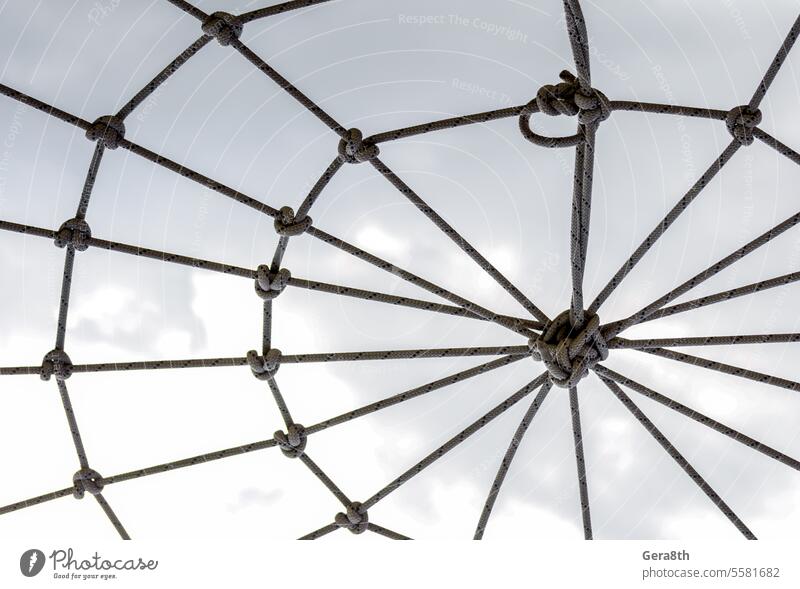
(1, 0, 800, 540)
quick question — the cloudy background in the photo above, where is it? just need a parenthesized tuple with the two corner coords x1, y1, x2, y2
(1, 0, 800, 540)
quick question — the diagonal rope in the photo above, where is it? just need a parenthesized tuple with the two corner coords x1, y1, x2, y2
(594, 365, 800, 471)
(598, 375, 756, 539)
(473, 380, 553, 539)
(589, 141, 740, 314)
(359, 372, 549, 511)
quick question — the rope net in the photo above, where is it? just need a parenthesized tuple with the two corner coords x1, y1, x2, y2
(1, 0, 800, 540)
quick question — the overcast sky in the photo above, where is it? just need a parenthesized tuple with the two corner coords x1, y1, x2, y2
(1, 0, 800, 540)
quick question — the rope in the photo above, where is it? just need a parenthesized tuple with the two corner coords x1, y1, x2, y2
(0, 0, 798, 541)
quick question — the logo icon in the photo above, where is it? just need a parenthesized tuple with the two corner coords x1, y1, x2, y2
(20, 549, 46, 577)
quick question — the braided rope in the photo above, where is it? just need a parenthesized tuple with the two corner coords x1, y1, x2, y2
(0, 0, 798, 540)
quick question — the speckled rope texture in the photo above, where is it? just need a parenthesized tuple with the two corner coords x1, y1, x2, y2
(1, 0, 799, 540)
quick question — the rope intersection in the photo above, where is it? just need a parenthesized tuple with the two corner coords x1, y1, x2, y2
(1, 0, 800, 539)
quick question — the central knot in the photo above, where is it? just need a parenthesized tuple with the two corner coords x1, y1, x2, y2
(529, 310, 608, 388)
(536, 70, 610, 126)
(55, 218, 92, 251)
(246, 348, 282, 380)
(85, 115, 125, 149)
(274, 423, 307, 458)
(40, 349, 73, 381)
(72, 468, 104, 499)
(274, 206, 312, 237)
(725, 105, 762, 146)
(201, 12, 243, 46)
(337, 128, 379, 164)
(334, 502, 368, 534)
(255, 266, 291, 300)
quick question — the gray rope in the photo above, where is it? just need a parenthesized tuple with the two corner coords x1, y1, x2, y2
(594, 365, 800, 471)
(116, 35, 212, 120)
(633, 347, 800, 393)
(305, 355, 525, 436)
(359, 372, 549, 511)
(598, 376, 756, 539)
(605, 207, 800, 338)
(93, 494, 131, 540)
(239, 0, 337, 23)
(610, 334, 800, 349)
(287, 276, 542, 330)
(748, 13, 800, 110)
(0, 0, 798, 540)
(473, 381, 553, 539)
(367, 523, 412, 540)
(298, 453, 351, 507)
(369, 157, 549, 324)
(589, 141, 740, 314)
(1, 357, 249, 376)
(164, 0, 207, 21)
(635, 270, 800, 325)
(298, 523, 339, 540)
(306, 227, 536, 337)
(569, 386, 592, 540)
(230, 38, 346, 137)
(281, 345, 530, 364)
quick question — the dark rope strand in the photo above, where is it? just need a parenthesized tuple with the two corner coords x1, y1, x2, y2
(473, 381, 553, 539)
(594, 365, 800, 471)
(598, 376, 756, 539)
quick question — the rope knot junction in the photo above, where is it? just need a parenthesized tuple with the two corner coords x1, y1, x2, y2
(536, 70, 610, 126)
(529, 310, 608, 388)
(40, 349, 73, 381)
(72, 468, 104, 499)
(334, 502, 368, 534)
(255, 265, 291, 300)
(54, 218, 92, 251)
(274, 423, 307, 458)
(246, 348, 282, 380)
(201, 12, 243, 46)
(85, 115, 125, 149)
(274, 206, 312, 237)
(338, 128, 379, 164)
(726, 105, 762, 146)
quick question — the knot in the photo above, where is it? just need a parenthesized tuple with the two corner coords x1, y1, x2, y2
(274, 423, 307, 458)
(529, 310, 608, 388)
(726, 105, 762, 146)
(40, 349, 73, 381)
(337, 128, 379, 164)
(536, 71, 610, 126)
(254, 266, 291, 300)
(85, 115, 125, 149)
(72, 468, 104, 499)
(274, 206, 312, 237)
(201, 11, 243, 46)
(334, 502, 368, 534)
(246, 348, 282, 380)
(54, 218, 92, 251)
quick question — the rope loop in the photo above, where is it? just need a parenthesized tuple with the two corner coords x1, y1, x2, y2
(255, 266, 291, 300)
(725, 105, 762, 146)
(520, 70, 609, 148)
(274, 206, 312, 237)
(246, 348, 282, 380)
(201, 12, 243, 46)
(334, 502, 368, 534)
(54, 218, 92, 251)
(72, 468, 104, 499)
(85, 115, 125, 149)
(274, 423, 307, 458)
(40, 349, 73, 381)
(337, 128, 379, 164)
(529, 310, 608, 388)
